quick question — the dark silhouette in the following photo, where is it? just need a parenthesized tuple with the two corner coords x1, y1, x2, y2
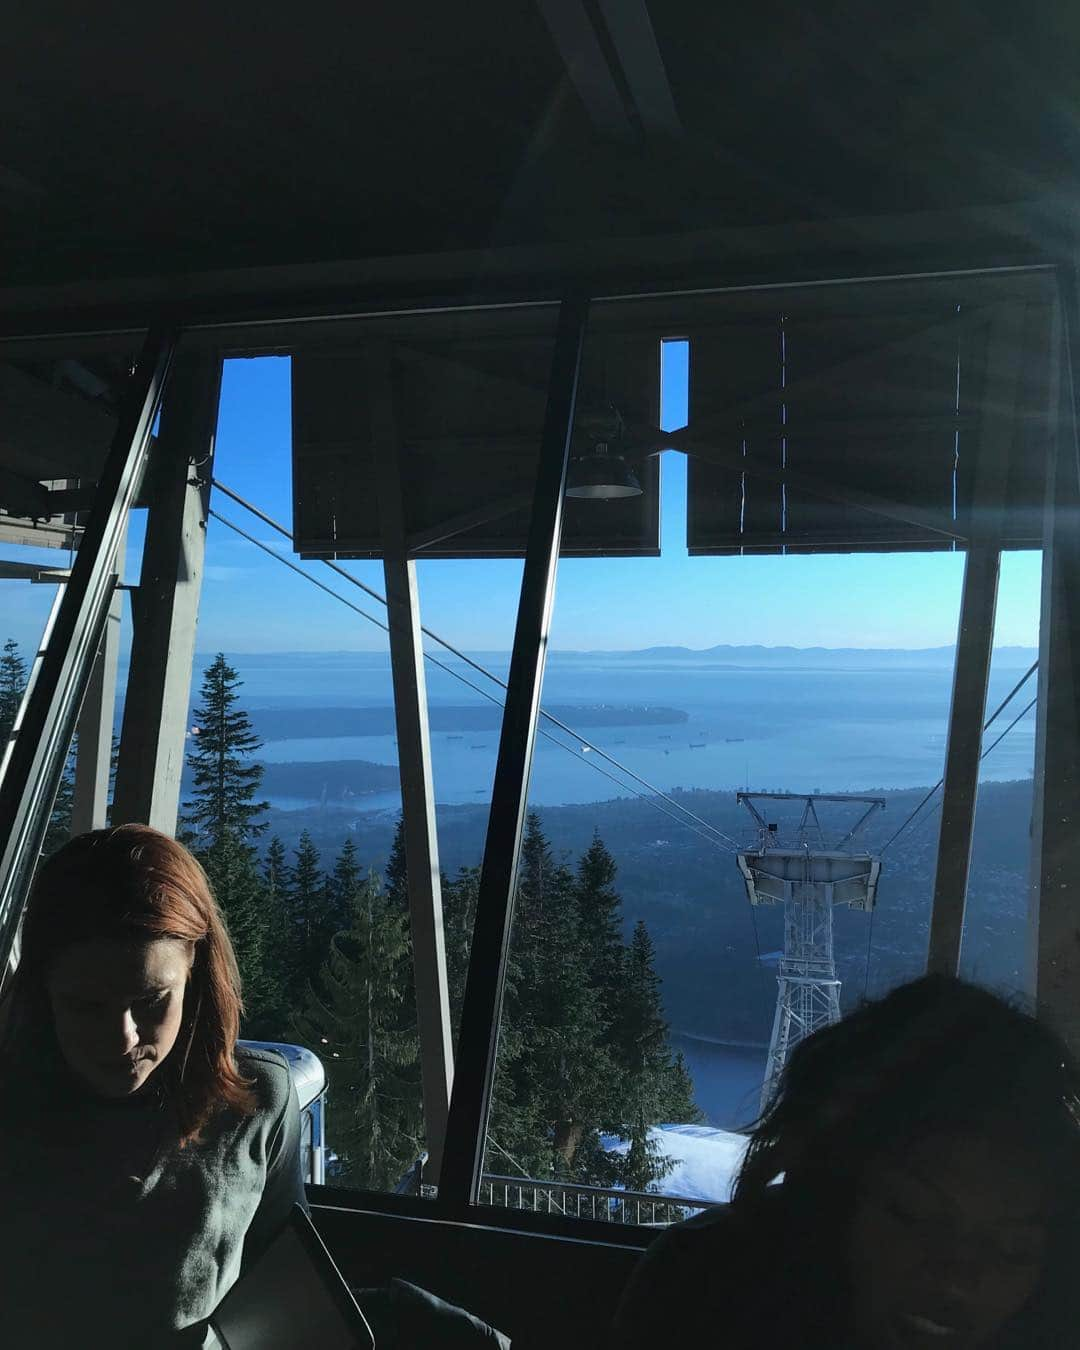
(612, 975, 1080, 1349)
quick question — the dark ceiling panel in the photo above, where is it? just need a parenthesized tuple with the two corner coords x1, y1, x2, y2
(684, 276, 1054, 555)
(4, 2, 1080, 287)
(291, 306, 662, 558)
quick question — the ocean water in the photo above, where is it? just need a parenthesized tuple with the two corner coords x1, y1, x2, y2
(669, 1035, 766, 1130)
(202, 649, 1035, 1130)
(236, 654, 1036, 809)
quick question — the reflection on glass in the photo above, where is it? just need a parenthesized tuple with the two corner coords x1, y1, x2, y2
(958, 551, 1042, 1000)
(482, 286, 1051, 1224)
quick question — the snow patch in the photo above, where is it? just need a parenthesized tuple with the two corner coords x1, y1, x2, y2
(602, 1123, 747, 1204)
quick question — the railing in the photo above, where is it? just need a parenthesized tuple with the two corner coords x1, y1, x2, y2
(478, 1174, 716, 1226)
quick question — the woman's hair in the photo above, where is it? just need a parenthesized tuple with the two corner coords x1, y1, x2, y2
(1, 824, 256, 1142)
(735, 974, 1080, 1205)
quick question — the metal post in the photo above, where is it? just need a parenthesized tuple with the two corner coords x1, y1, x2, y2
(927, 307, 1019, 976)
(112, 352, 222, 832)
(369, 341, 455, 1186)
(0, 326, 175, 972)
(1034, 273, 1080, 1048)
(439, 298, 588, 1210)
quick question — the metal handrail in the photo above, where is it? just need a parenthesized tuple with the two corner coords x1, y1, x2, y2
(479, 1174, 712, 1210)
(477, 1173, 716, 1226)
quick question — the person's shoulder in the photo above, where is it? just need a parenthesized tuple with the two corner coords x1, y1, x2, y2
(235, 1044, 294, 1120)
(643, 1190, 786, 1267)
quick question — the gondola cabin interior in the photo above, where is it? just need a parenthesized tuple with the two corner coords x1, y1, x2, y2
(1, 5, 1079, 1345)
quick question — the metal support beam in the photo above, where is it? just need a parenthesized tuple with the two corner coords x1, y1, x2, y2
(535, 0, 634, 139)
(71, 532, 124, 834)
(440, 298, 588, 1210)
(0, 326, 175, 973)
(112, 352, 222, 833)
(595, 0, 682, 137)
(667, 427, 965, 542)
(1034, 275, 1080, 1047)
(927, 308, 1020, 975)
(369, 341, 455, 1186)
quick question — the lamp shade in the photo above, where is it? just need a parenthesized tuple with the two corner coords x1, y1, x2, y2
(565, 446, 643, 499)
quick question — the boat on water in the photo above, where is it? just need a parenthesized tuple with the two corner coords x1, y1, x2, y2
(689, 741, 706, 749)
(725, 737, 745, 743)
(447, 734, 463, 740)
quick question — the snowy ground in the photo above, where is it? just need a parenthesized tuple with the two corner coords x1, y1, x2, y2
(602, 1124, 748, 1203)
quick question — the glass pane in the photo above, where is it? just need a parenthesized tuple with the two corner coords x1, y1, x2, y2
(0, 341, 143, 860)
(958, 550, 1041, 999)
(413, 560, 523, 1058)
(185, 353, 414, 1191)
(482, 277, 1052, 1225)
(192, 308, 557, 1196)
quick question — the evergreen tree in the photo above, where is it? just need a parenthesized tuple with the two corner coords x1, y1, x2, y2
(0, 637, 28, 744)
(255, 836, 293, 1036)
(442, 866, 479, 1042)
(291, 830, 332, 992)
(609, 920, 702, 1191)
(575, 832, 625, 1022)
(328, 837, 363, 936)
(293, 873, 422, 1191)
(263, 835, 290, 901)
(181, 654, 269, 1013)
(492, 812, 615, 1178)
(384, 816, 408, 914)
(376, 815, 425, 1153)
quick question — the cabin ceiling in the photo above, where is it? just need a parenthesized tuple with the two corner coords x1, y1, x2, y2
(2, 2, 1079, 288)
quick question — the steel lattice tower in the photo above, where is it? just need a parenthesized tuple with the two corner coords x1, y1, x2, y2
(736, 792, 884, 1111)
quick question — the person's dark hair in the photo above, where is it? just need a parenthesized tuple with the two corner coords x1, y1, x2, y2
(735, 974, 1080, 1205)
(0, 824, 256, 1143)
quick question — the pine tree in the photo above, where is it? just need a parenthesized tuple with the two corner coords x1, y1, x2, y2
(575, 832, 625, 1022)
(255, 836, 293, 1037)
(384, 816, 408, 914)
(375, 815, 424, 1153)
(492, 812, 615, 1178)
(263, 835, 290, 902)
(609, 920, 702, 1191)
(328, 837, 363, 937)
(291, 830, 332, 992)
(181, 653, 269, 1014)
(442, 866, 479, 1042)
(0, 637, 28, 745)
(293, 873, 423, 1191)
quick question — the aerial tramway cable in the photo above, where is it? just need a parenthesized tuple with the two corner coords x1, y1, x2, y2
(208, 506, 740, 857)
(211, 479, 743, 852)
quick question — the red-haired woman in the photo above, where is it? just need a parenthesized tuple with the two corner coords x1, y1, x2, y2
(0, 824, 305, 1348)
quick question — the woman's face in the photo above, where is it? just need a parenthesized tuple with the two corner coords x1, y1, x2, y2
(46, 937, 193, 1098)
(847, 1128, 1051, 1350)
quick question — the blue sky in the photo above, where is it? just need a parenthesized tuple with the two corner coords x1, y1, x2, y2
(2, 350, 1042, 657)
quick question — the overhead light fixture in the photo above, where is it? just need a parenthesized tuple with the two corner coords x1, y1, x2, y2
(565, 442, 643, 500)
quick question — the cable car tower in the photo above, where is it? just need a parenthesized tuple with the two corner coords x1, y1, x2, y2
(736, 792, 884, 1111)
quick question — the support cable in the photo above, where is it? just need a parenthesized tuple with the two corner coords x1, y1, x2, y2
(209, 481, 742, 850)
(880, 659, 1038, 855)
(865, 689, 1039, 997)
(208, 509, 739, 856)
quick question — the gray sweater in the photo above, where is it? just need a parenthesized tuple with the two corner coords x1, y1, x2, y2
(0, 1045, 305, 1348)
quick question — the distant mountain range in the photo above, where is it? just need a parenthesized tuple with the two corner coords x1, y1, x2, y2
(190, 643, 1039, 671)
(588, 644, 1039, 669)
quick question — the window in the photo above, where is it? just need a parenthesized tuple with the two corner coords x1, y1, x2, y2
(0, 263, 1068, 1235)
